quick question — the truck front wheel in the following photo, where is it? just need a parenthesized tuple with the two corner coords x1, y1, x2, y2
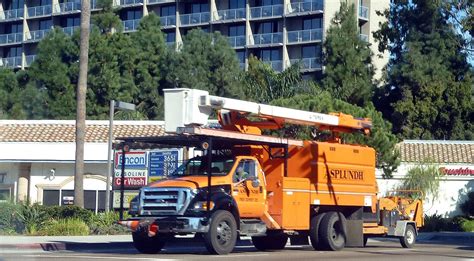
(319, 211, 347, 251)
(204, 210, 237, 255)
(132, 230, 167, 254)
(400, 225, 416, 248)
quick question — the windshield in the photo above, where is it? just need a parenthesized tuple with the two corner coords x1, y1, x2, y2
(170, 156, 235, 177)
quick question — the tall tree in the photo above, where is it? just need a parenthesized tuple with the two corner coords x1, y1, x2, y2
(0, 69, 24, 119)
(75, 0, 91, 208)
(374, 0, 473, 140)
(323, 2, 375, 106)
(165, 29, 242, 98)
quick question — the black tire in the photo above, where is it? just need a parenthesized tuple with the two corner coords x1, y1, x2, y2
(204, 210, 238, 255)
(252, 233, 288, 251)
(319, 211, 347, 251)
(400, 225, 416, 248)
(132, 230, 167, 254)
(309, 213, 327, 250)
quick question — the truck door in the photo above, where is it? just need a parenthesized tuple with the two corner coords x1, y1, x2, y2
(232, 159, 266, 218)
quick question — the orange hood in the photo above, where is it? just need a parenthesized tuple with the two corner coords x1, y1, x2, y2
(148, 175, 231, 189)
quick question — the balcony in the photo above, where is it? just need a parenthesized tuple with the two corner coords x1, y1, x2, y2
(228, 35, 246, 48)
(25, 55, 37, 67)
(123, 19, 141, 32)
(263, 60, 283, 71)
(0, 9, 24, 21)
(119, 0, 143, 7)
(24, 28, 51, 42)
(359, 5, 369, 19)
(287, 28, 322, 44)
(252, 32, 283, 46)
(0, 33, 23, 45)
(359, 33, 368, 42)
(55, 2, 81, 14)
(180, 12, 210, 26)
(290, 58, 322, 71)
(0, 56, 22, 68)
(160, 15, 176, 28)
(214, 8, 246, 22)
(250, 5, 283, 19)
(62, 26, 80, 36)
(27, 5, 53, 18)
(287, 0, 323, 16)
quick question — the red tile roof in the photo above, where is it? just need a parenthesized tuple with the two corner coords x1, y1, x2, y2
(398, 140, 473, 164)
(0, 120, 165, 143)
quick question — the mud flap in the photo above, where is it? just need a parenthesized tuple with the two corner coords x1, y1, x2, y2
(345, 220, 363, 247)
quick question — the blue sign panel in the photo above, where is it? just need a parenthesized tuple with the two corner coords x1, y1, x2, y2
(149, 150, 179, 178)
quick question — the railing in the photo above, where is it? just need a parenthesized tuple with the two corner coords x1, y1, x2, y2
(0, 9, 24, 21)
(123, 19, 141, 32)
(119, 0, 143, 5)
(57, 2, 81, 13)
(287, 0, 323, 14)
(0, 33, 23, 45)
(91, 0, 99, 9)
(160, 15, 176, 27)
(228, 35, 246, 48)
(180, 12, 210, 26)
(27, 5, 53, 17)
(263, 60, 283, 71)
(148, 0, 175, 4)
(62, 26, 80, 36)
(250, 5, 283, 19)
(252, 32, 282, 45)
(215, 8, 246, 21)
(0, 56, 22, 68)
(287, 28, 322, 44)
(25, 55, 37, 67)
(25, 29, 51, 42)
(290, 58, 322, 70)
(359, 5, 369, 19)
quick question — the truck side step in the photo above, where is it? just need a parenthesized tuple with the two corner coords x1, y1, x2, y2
(240, 219, 267, 236)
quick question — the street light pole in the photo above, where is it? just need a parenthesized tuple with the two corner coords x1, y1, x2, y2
(105, 100, 115, 212)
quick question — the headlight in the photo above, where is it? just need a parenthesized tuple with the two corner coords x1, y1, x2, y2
(193, 201, 214, 211)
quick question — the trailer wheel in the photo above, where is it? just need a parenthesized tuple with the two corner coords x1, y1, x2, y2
(132, 230, 167, 254)
(252, 232, 288, 251)
(319, 211, 347, 251)
(400, 225, 416, 248)
(309, 213, 327, 250)
(204, 210, 237, 255)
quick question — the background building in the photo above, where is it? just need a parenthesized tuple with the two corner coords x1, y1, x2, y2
(0, 0, 389, 79)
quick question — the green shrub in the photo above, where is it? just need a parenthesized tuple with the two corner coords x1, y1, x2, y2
(460, 191, 474, 216)
(90, 211, 130, 235)
(0, 201, 21, 234)
(38, 218, 90, 236)
(421, 214, 462, 232)
(16, 204, 47, 235)
(39, 205, 94, 224)
(460, 219, 474, 232)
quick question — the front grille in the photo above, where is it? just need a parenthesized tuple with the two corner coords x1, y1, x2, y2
(139, 187, 193, 216)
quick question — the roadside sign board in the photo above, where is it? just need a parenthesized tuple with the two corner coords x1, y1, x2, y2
(113, 190, 139, 209)
(113, 151, 148, 189)
(115, 151, 147, 169)
(148, 149, 181, 182)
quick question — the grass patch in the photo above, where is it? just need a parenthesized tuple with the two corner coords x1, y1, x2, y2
(38, 218, 90, 236)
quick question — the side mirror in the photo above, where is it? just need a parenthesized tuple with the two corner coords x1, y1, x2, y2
(251, 179, 260, 188)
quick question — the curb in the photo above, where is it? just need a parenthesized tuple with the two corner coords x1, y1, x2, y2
(0, 242, 66, 251)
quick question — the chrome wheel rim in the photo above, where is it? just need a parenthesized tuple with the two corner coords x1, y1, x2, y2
(216, 221, 232, 245)
(406, 229, 414, 244)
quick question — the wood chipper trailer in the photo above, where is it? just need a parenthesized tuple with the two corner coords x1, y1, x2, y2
(118, 88, 424, 255)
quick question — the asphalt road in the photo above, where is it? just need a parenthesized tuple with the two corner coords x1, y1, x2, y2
(1, 239, 473, 261)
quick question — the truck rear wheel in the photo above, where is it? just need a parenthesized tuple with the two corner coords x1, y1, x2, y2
(309, 213, 326, 250)
(132, 230, 167, 254)
(252, 232, 288, 251)
(204, 210, 237, 255)
(319, 211, 347, 251)
(400, 225, 416, 248)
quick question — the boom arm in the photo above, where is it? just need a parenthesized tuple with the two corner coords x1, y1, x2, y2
(164, 88, 372, 135)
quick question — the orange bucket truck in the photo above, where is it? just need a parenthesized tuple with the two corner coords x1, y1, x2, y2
(117, 88, 423, 255)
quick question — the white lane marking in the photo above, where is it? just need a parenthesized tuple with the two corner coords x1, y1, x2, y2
(23, 254, 179, 260)
(212, 253, 269, 258)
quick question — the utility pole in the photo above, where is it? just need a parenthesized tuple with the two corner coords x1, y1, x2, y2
(74, 0, 91, 208)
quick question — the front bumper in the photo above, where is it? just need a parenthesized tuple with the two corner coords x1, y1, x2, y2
(118, 216, 209, 234)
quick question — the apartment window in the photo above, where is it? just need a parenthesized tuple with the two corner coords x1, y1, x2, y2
(260, 48, 281, 61)
(10, 0, 24, 9)
(236, 50, 245, 63)
(39, 0, 52, 5)
(303, 18, 322, 30)
(6, 47, 22, 57)
(6, 23, 23, 34)
(39, 19, 53, 30)
(165, 32, 175, 42)
(62, 16, 80, 27)
(160, 5, 175, 17)
(123, 9, 142, 20)
(258, 22, 278, 33)
(186, 2, 209, 13)
(230, 0, 245, 9)
(228, 25, 245, 36)
(258, 0, 282, 6)
(0, 173, 6, 183)
(302, 45, 321, 58)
